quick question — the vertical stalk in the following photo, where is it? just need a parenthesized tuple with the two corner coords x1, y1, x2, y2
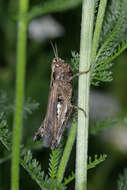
(56, 120, 77, 182)
(75, 0, 95, 190)
(11, 1, 29, 190)
(91, 0, 107, 65)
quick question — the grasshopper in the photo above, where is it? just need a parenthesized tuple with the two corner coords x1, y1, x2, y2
(33, 46, 89, 150)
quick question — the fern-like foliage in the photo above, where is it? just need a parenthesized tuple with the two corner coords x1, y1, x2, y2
(71, 0, 127, 86)
(63, 154, 107, 185)
(23, 98, 39, 118)
(21, 150, 65, 190)
(117, 169, 127, 190)
(88, 154, 107, 170)
(71, 51, 112, 86)
(71, 51, 79, 72)
(20, 150, 47, 189)
(100, 0, 127, 44)
(0, 111, 108, 189)
(43, 178, 65, 190)
(48, 148, 62, 179)
(0, 91, 39, 119)
(92, 0, 127, 85)
(0, 112, 65, 190)
(0, 92, 13, 114)
(0, 112, 12, 150)
(63, 172, 75, 186)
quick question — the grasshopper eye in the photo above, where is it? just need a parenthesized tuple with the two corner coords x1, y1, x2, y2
(53, 58, 58, 63)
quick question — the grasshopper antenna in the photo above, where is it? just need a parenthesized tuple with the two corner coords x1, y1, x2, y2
(50, 41, 58, 58)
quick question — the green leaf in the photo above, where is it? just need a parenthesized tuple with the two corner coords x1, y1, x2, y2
(63, 172, 75, 185)
(71, 51, 113, 86)
(91, 0, 127, 85)
(0, 92, 39, 118)
(71, 51, 79, 72)
(43, 178, 65, 190)
(0, 112, 12, 150)
(88, 154, 107, 170)
(63, 154, 107, 186)
(48, 148, 62, 179)
(20, 150, 48, 190)
(100, 0, 127, 44)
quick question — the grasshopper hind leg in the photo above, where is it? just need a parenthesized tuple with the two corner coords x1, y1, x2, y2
(43, 132, 53, 148)
(33, 125, 54, 148)
(51, 125, 65, 150)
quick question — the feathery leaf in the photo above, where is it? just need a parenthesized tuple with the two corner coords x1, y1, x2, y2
(48, 148, 62, 179)
(20, 150, 47, 189)
(0, 112, 12, 150)
(63, 172, 75, 185)
(88, 154, 107, 170)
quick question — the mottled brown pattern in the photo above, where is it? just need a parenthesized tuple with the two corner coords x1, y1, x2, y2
(33, 57, 73, 149)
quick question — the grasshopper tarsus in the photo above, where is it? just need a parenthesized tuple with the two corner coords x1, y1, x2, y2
(71, 105, 86, 117)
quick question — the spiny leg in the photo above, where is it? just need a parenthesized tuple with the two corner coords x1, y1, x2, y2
(71, 104, 86, 117)
(70, 67, 91, 80)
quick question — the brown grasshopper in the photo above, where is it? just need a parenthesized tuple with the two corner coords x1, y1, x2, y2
(33, 48, 89, 150)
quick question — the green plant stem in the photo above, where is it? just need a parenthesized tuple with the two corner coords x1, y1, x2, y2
(11, 1, 29, 190)
(56, 120, 77, 182)
(91, 0, 107, 66)
(27, 0, 82, 21)
(75, 1, 95, 190)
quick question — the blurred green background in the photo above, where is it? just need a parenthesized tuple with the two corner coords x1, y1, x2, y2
(0, 0, 127, 190)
